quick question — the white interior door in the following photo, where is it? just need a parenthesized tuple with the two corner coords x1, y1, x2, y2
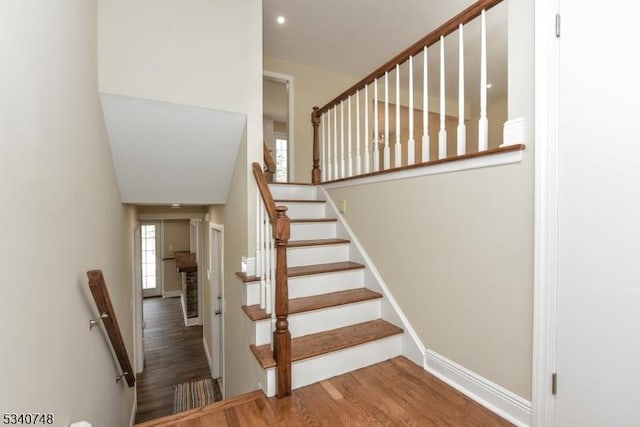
(556, 1, 640, 425)
(141, 221, 162, 298)
(209, 225, 224, 381)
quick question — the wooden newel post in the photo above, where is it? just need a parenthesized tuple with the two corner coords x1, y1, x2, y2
(311, 106, 321, 184)
(273, 205, 291, 397)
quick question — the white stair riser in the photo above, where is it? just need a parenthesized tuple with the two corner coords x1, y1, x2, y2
(245, 282, 260, 306)
(256, 359, 276, 397)
(244, 267, 364, 304)
(279, 202, 326, 219)
(253, 299, 381, 344)
(287, 244, 349, 267)
(290, 222, 337, 240)
(254, 318, 272, 346)
(260, 335, 402, 397)
(289, 269, 364, 298)
(269, 185, 316, 200)
(289, 300, 381, 338)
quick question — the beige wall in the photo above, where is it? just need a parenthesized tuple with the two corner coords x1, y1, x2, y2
(100, 1, 263, 398)
(264, 56, 359, 183)
(326, 0, 534, 400)
(162, 220, 191, 293)
(327, 157, 532, 398)
(0, 1, 135, 424)
(99, 0, 263, 251)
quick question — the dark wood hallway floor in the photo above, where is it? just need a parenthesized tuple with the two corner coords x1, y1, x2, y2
(135, 297, 217, 424)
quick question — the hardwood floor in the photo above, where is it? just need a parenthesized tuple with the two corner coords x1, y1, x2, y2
(136, 356, 513, 426)
(135, 297, 217, 424)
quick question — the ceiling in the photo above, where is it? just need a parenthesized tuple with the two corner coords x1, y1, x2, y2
(263, 0, 508, 106)
(100, 93, 246, 205)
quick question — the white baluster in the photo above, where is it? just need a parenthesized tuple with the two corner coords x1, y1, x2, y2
(268, 221, 275, 315)
(374, 79, 380, 172)
(333, 107, 338, 179)
(356, 90, 361, 175)
(438, 35, 447, 159)
(321, 114, 326, 181)
(395, 64, 402, 168)
(408, 55, 415, 165)
(255, 191, 262, 281)
(457, 24, 466, 156)
(478, 9, 489, 151)
(326, 112, 332, 180)
(265, 217, 272, 315)
(259, 203, 266, 310)
(384, 72, 390, 169)
(348, 96, 353, 177)
(340, 100, 345, 178)
(422, 46, 430, 162)
(364, 85, 370, 173)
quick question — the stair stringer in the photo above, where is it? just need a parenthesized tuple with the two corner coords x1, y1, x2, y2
(317, 186, 426, 366)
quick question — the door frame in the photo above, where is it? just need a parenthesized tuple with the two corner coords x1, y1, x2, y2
(132, 222, 144, 373)
(264, 70, 295, 181)
(208, 222, 225, 397)
(532, 0, 560, 425)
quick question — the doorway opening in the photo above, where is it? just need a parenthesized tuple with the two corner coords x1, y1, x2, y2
(208, 223, 225, 397)
(263, 71, 294, 182)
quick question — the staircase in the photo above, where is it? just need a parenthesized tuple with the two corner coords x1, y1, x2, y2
(240, 182, 405, 397)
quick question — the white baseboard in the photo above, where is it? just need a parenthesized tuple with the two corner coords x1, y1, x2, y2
(162, 290, 181, 298)
(424, 350, 532, 427)
(203, 337, 212, 373)
(129, 388, 137, 426)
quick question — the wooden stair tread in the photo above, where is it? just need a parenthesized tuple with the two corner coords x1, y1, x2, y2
(242, 288, 382, 321)
(291, 218, 337, 223)
(236, 261, 363, 283)
(288, 261, 364, 277)
(288, 238, 350, 247)
(250, 319, 403, 369)
(269, 182, 314, 186)
(275, 199, 325, 203)
(134, 390, 264, 426)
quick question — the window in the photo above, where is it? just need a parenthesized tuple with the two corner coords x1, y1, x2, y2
(275, 137, 288, 182)
(141, 224, 157, 290)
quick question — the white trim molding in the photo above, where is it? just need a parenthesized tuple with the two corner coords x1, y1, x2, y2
(129, 388, 137, 426)
(425, 350, 532, 426)
(532, 0, 560, 426)
(322, 148, 523, 190)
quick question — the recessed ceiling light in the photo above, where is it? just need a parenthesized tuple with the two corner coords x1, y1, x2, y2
(276, 16, 285, 25)
(486, 83, 493, 89)
(170, 203, 181, 208)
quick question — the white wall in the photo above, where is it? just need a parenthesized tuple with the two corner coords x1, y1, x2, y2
(555, 1, 640, 425)
(0, 1, 136, 425)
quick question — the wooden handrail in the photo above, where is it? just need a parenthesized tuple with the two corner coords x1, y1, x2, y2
(263, 142, 276, 174)
(252, 162, 291, 397)
(310, 0, 504, 183)
(87, 270, 135, 387)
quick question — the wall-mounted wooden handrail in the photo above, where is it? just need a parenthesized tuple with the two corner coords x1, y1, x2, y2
(87, 270, 135, 387)
(252, 162, 291, 397)
(263, 142, 276, 174)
